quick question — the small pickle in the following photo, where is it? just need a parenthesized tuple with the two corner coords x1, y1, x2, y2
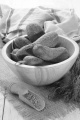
(18, 56, 44, 66)
(13, 44, 33, 60)
(10, 48, 20, 61)
(33, 44, 70, 63)
(33, 31, 59, 48)
(13, 36, 31, 49)
(26, 23, 44, 42)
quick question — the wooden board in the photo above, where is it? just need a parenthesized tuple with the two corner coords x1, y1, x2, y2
(0, 90, 4, 120)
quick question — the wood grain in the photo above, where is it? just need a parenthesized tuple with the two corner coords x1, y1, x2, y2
(0, 48, 80, 120)
(0, 90, 4, 120)
(2, 36, 79, 86)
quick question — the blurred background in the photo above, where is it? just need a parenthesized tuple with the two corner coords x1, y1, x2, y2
(0, 0, 80, 16)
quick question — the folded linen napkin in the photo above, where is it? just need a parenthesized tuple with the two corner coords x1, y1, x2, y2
(0, 5, 55, 42)
(44, 10, 80, 40)
(0, 5, 80, 42)
(0, 4, 80, 103)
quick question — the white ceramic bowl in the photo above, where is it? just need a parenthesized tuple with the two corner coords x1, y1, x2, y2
(2, 35, 79, 86)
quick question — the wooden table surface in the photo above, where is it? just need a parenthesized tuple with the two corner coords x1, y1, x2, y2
(1, 38, 80, 120)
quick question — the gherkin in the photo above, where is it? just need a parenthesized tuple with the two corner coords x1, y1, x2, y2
(26, 23, 44, 42)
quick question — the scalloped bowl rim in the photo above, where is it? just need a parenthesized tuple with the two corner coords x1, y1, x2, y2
(2, 35, 79, 68)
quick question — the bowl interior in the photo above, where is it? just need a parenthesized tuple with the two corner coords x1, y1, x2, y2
(6, 36, 75, 63)
(58, 36, 75, 56)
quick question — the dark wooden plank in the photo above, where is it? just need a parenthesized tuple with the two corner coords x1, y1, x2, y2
(0, 88, 5, 120)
